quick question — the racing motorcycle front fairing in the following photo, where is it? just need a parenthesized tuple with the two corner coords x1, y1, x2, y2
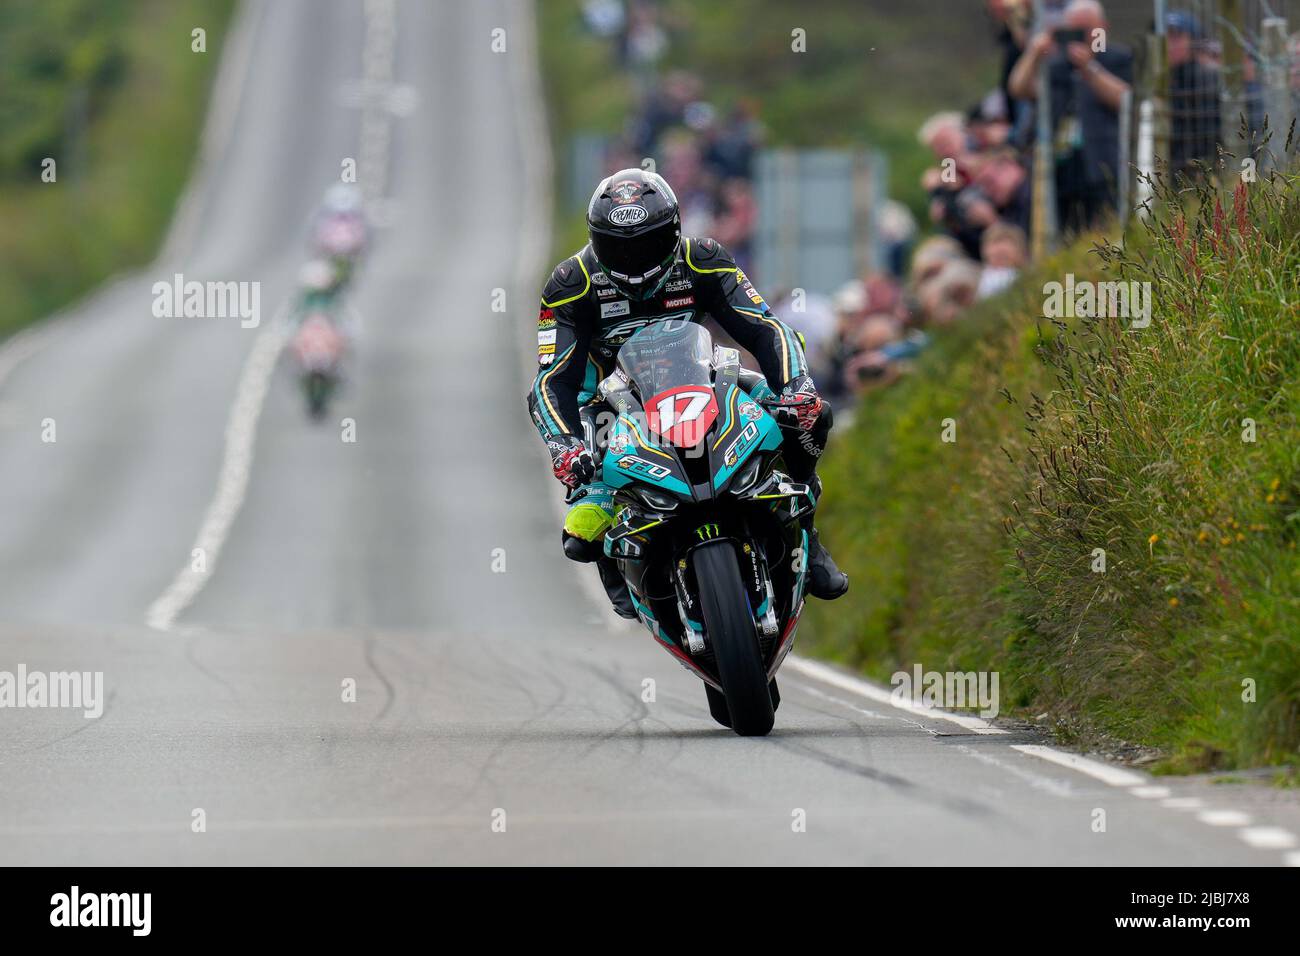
(593, 319, 815, 689)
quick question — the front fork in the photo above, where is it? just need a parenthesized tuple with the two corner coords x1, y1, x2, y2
(670, 528, 780, 658)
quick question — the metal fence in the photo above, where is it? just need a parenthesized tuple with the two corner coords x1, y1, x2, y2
(1145, 1, 1299, 173)
(1032, 0, 1300, 249)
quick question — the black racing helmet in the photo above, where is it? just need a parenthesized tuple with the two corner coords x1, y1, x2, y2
(587, 168, 681, 300)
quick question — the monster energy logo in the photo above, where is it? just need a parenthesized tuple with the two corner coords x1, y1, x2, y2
(696, 523, 720, 540)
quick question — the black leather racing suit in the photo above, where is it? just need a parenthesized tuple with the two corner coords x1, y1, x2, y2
(526, 237, 830, 481)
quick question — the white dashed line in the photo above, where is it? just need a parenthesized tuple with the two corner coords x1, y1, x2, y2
(1131, 786, 1172, 799)
(1238, 826, 1297, 849)
(1196, 809, 1253, 827)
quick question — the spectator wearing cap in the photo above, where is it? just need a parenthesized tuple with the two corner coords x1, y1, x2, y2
(967, 94, 1013, 150)
(1165, 10, 1222, 179)
(1008, 0, 1133, 232)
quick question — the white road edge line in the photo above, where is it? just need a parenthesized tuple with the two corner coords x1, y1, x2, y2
(147, 0, 398, 631)
(785, 656, 1007, 734)
(787, 659, 1300, 860)
(146, 314, 288, 630)
(1009, 743, 1148, 787)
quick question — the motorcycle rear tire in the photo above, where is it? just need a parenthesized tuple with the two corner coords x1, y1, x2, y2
(305, 371, 332, 420)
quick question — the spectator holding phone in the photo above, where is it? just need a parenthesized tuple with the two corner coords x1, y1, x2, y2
(1008, 0, 1133, 232)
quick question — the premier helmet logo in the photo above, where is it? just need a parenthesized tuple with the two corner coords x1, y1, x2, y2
(607, 204, 649, 226)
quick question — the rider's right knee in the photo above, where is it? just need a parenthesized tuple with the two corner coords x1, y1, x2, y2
(562, 531, 601, 563)
(562, 499, 614, 563)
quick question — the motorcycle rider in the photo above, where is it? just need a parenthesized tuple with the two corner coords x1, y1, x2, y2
(294, 258, 344, 313)
(527, 168, 848, 618)
(310, 183, 369, 289)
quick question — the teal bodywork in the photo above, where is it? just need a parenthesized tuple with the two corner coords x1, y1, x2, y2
(601, 384, 782, 497)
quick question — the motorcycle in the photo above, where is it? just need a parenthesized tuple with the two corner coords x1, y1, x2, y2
(592, 318, 816, 736)
(290, 311, 347, 420)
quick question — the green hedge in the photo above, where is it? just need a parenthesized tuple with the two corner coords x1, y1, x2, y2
(807, 172, 1300, 771)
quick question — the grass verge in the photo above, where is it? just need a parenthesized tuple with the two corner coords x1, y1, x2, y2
(806, 171, 1300, 771)
(0, 0, 235, 341)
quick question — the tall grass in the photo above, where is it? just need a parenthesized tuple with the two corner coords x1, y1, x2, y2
(808, 165, 1300, 770)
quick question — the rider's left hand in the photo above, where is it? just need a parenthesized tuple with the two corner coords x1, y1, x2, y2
(771, 375, 824, 432)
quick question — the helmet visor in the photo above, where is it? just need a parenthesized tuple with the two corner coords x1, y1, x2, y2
(590, 220, 679, 286)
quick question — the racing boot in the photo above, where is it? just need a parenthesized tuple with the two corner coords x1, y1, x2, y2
(801, 516, 849, 600)
(788, 473, 848, 600)
(807, 527, 849, 599)
(596, 557, 638, 620)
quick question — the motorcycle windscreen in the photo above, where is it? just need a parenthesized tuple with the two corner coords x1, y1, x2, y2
(617, 319, 717, 447)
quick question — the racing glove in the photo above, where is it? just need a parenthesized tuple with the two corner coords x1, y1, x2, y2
(548, 435, 595, 489)
(770, 374, 825, 432)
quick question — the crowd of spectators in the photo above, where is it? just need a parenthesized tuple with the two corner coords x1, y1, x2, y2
(582, 1, 764, 272)
(577, 0, 1297, 407)
(814, 0, 1282, 401)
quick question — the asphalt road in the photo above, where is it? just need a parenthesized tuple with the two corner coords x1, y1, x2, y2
(0, 0, 1296, 866)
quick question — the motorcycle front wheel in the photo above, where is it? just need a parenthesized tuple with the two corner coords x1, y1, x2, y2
(693, 540, 775, 736)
